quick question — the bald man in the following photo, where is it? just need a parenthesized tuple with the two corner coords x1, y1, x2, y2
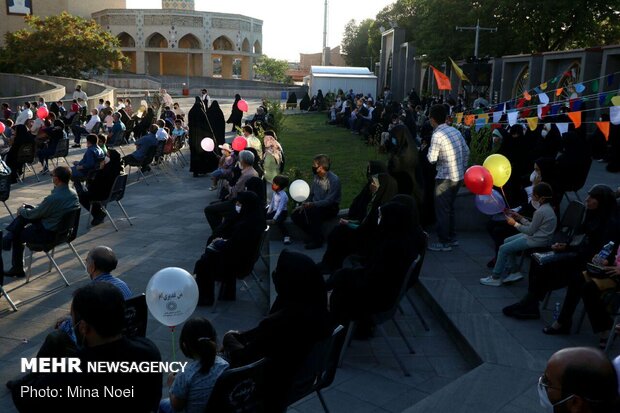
(86, 246, 132, 299)
(540, 347, 618, 412)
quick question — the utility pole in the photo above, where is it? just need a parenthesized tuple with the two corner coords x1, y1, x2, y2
(455, 19, 497, 58)
(322, 0, 330, 66)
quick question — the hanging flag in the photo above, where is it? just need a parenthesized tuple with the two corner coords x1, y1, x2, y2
(556, 87, 564, 97)
(523, 90, 532, 101)
(492, 111, 502, 123)
(592, 79, 599, 92)
(540, 82, 548, 91)
(606, 94, 615, 105)
(507, 111, 518, 126)
(430, 65, 452, 90)
(556, 122, 569, 135)
(456, 112, 463, 124)
(537, 104, 545, 119)
(610, 106, 620, 125)
(521, 108, 532, 118)
(608, 74, 615, 86)
(567, 111, 582, 128)
(612, 96, 620, 106)
(449, 57, 470, 82)
(533, 87, 542, 94)
(478, 113, 489, 124)
(551, 76, 559, 83)
(596, 121, 610, 141)
(517, 98, 526, 108)
(541, 105, 551, 119)
(526, 117, 538, 131)
(600, 93, 608, 105)
(550, 104, 561, 115)
(574, 83, 585, 93)
(563, 71, 572, 78)
(570, 99, 583, 111)
(464, 114, 475, 126)
(475, 117, 486, 131)
(538, 93, 549, 105)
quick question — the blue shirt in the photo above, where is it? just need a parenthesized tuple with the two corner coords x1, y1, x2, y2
(78, 145, 104, 171)
(309, 171, 341, 208)
(171, 356, 229, 413)
(92, 273, 133, 299)
(267, 189, 288, 220)
(111, 120, 126, 135)
(133, 133, 158, 161)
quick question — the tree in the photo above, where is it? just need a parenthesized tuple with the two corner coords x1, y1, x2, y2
(254, 55, 291, 83)
(0, 12, 127, 78)
(341, 19, 380, 69)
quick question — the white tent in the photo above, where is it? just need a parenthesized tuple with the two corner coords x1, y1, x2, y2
(309, 66, 377, 98)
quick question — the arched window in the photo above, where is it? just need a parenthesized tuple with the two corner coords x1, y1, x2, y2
(179, 33, 201, 49)
(241, 38, 250, 52)
(117, 32, 135, 48)
(147, 32, 168, 48)
(555, 61, 581, 101)
(253, 40, 262, 54)
(512, 64, 530, 99)
(212, 36, 234, 51)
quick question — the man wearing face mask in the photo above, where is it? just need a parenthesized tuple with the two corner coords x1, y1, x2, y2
(291, 154, 341, 249)
(538, 347, 618, 413)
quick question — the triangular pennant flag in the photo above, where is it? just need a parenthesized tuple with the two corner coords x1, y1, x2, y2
(606, 93, 614, 105)
(533, 87, 542, 94)
(551, 76, 559, 83)
(556, 87, 564, 97)
(517, 98, 526, 108)
(449, 57, 470, 82)
(592, 79, 599, 92)
(608, 74, 615, 86)
(464, 114, 475, 126)
(570, 99, 583, 111)
(456, 112, 463, 124)
(612, 96, 620, 106)
(550, 104, 561, 115)
(492, 111, 502, 123)
(521, 108, 532, 118)
(540, 82, 547, 91)
(478, 113, 489, 124)
(563, 71, 572, 78)
(567, 111, 582, 128)
(526, 117, 538, 131)
(541, 105, 551, 119)
(504, 102, 510, 111)
(596, 121, 610, 141)
(523, 90, 532, 101)
(574, 83, 585, 93)
(538, 93, 549, 105)
(556, 122, 569, 135)
(507, 111, 518, 126)
(473, 108, 484, 115)
(537, 104, 545, 119)
(610, 106, 620, 125)
(475, 117, 486, 132)
(430, 65, 452, 90)
(600, 93, 608, 105)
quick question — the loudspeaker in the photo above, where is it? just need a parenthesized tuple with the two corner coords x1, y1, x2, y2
(462, 63, 492, 86)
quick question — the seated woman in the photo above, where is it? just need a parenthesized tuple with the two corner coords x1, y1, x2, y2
(321, 170, 398, 272)
(504, 184, 619, 320)
(6, 123, 35, 183)
(77, 149, 123, 226)
(480, 182, 557, 287)
(159, 317, 229, 413)
(221, 250, 332, 413)
(327, 199, 425, 329)
(194, 191, 266, 305)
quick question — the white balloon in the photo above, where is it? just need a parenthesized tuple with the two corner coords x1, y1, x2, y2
(201, 137, 215, 152)
(145, 267, 199, 327)
(289, 179, 310, 202)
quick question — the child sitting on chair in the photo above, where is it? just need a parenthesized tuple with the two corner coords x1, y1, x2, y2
(266, 175, 291, 245)
(209, 143, 234, 191)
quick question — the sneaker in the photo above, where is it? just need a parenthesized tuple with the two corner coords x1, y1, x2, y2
(480, 275, 502, 286)
(283, 236, 291, 245)
(428, 242, 452, 252)
(448, 240, 459, 247)
(503, 272, 524, 283)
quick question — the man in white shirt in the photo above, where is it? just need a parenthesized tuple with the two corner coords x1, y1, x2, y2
(15, 102, 33, 125)
(71, 109, 101, 146)
(427, 104, 470, 252)
(72, 85, 88, 101)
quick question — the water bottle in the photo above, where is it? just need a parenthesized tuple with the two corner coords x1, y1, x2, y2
(593, 241, 615, 265)
(553, 302, 561, 321)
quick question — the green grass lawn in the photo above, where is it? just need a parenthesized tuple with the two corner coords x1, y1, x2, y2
(279, 113, 386, 207)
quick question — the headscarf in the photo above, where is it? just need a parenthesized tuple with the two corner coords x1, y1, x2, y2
(369, 173, 399, 213)
(234, 191, 265, 232)
(378, 200, 415, 237)
(244, 176, 266, 205)
(271, 249, 326, 312)
(263, 134, 283, 164)
(391, 194, 420, 227)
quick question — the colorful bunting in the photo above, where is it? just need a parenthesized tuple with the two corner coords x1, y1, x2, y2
(556, 87, 564, 97)
(612, 96, 620, 106)
(507, 111, 518, 126)
(533, 87, 542, 94)
(550, 104, 561, 115)
(556, 123, 569, 135)
(449, 57, 470, 82)
(456, 112, 463, 124)
(478, 113, 489, 124)
(592, 79, 599, 92)
(596, 121, 610, 141)
(464, 114, 475, 126)
(492, 111, 502, 123)
(600, 93, 608, 105)
(517, 98, 526, 108)
(521, 108, 532, 118)
(526, 117, 538, 131)
(523, 91, 532, 101)
(538, 93, 549, 105)
(606, 94, 614, 105)
(567, 111, 582, 128)
(540, 82, 548, 91)
(610, 106, 620, 125)
(570, 99, 583, 111)
(574, 83, 585, 93)
(475, 118, 486, 131)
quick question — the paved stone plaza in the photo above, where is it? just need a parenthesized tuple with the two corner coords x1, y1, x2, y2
(0, 108, 618, 412)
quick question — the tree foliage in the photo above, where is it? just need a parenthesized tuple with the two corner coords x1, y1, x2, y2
(344, 0, 620, 66)
(0, 12, 127, 78)
(254, 55, 291, 84)
(341, 19, 381, 69)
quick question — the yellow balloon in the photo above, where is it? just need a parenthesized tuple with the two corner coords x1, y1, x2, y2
(483, 154, 512, 187)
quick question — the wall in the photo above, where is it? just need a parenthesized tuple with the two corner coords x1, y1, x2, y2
(0, 73, 65, 109)
(36, 75, 115, 109)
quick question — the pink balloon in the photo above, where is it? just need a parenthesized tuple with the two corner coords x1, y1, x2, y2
(36, 106, 49, 120)
(200, 137, 215, 152)
(0, 122, 5, 134)
(237, 99, 249, 112)
(232, 136, 247, 152)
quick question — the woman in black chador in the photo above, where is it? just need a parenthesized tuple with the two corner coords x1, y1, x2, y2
(188, 97, 218, 176)
(207, 100, 226, 155)
(226, 94, 244, 132)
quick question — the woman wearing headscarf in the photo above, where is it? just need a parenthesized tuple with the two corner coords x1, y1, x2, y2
(262, 132, 283, 201)
(194, 191, 266, 304)
(132, 107, 154, 139)
(6, 124, 35, 184)
(48, 102, 60, 118)
(503, 184, 619, 321)
(321, 172, 398, 272)
(221, 249, 332, 412)
(188, 96, 217, 176)
(347, 161, 387, 221)
(226, 94, 243, 132)
(77, 149, 123, 226)
(206, 100, 226, 151)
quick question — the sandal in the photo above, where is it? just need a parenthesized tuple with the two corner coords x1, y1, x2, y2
(542, 324, 571, 335)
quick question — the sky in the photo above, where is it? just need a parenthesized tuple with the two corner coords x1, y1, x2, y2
(126, 0, 395, 61)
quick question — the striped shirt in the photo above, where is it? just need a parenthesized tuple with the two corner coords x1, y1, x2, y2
(92, 273, 133, 299)
(427, 123, 470, 182)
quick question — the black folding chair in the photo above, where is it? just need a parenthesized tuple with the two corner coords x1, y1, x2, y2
(204, 358, 268, 413)
(26, 208, 86, 286)
(89, 174, 133, 231)
(122, 293, 147, 338)
(16, 143, 39, 183)
(338, 255, 421, 376)
(107, 128, 128, 156)
(287, 325, 345, 413)
(0, 173, 14, 218)
(49, 138, 70, 168)
(125, 145, 158, 185)
(0, 273, 18, 311)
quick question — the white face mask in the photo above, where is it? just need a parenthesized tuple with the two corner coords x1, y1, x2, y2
(235, 205, 242, 214)
(530, 171, 539, 183)
(537, 380, 574, 412)
(531, 199, 541, 210)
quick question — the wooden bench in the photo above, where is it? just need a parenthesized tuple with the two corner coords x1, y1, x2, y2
(285, 102, 298, 110)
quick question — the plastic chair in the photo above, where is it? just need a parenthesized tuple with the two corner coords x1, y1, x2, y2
(0, 173, 14, 218)
(122, 293, 147, 338)
(287, 325, 345, 412)
(89, 174, 133, 231)
(49, 138, 70, 168)
(338, 255, 421, 376)
(16, 143, 39, 183)
(0, 273, 18, 311)
(25, 208, 86, 286)
(203, 358, 268, 413)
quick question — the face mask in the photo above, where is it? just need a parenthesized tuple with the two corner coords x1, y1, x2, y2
(531, 199, 541, 210)
(541, 130, 548, 138)
(235, 205, 242, 214)
(377, 216, 381, 226)
(312, 166, 319, 175)
(271, 184, 279, 192)
(530, 171, 539, 183)
(537, 380, 574, 412)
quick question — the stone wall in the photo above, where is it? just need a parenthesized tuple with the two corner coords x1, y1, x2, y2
(36, 75, 115, 109)
(0, 74, 65, 109)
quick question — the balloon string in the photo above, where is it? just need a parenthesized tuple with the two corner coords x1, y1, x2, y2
(499, 186, 511, 209)
(170, 326, 176, 362)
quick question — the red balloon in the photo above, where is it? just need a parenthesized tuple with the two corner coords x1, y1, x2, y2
(232, 136, 247, 152)
(237, 99, 249, 112)
(0, 122, 5, 134)
(464, 165, 494, 195)
(37, 106, 49, 120)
